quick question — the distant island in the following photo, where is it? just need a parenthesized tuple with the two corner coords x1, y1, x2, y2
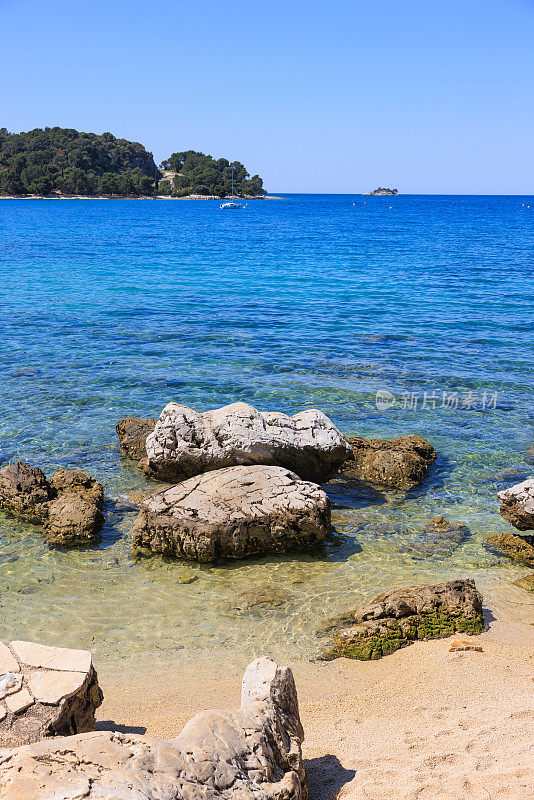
(363, 187, 398, 196)
(0, 128, 266, 198)
(159, 151, 265, 198)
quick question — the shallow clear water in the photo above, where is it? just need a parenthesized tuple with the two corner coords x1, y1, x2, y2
(0, 195, 533, 666)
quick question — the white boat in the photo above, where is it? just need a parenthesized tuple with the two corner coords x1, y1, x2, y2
(220, 169, 242, 209)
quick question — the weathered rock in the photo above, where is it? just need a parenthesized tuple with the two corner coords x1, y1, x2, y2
(0, 462, 52, 522)
(116, 416, 157, 458)
(0, 464, 104, 546)
(513, 574, 534, 592)
(0, 657, 306, 800)
(339, 434, 436, 490)
(0, 640, 103, 748)
(405, 515, 470, 558)
(44, 470, 104, 545)
(448, 639, 483, 652)
(318, 579, 484, 660)
(483, 533, 534, 567)
(498, 478, 534, 531)
(44, 497, 103, 546)
(140, 401, 352, 483)
(132, 465, 330, 562)
(236, 587, 289, 609)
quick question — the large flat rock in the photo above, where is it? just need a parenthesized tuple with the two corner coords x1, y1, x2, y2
(318, 579, 484, 660)
(498, 478, 534, 530)
(0, 641, 102, 748)
(140, 401, 352, 483)
(132, 464, 330, 561)
(0, 657, 307, 800)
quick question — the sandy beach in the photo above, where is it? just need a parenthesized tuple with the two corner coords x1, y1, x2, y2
(95, 613, 534, 800)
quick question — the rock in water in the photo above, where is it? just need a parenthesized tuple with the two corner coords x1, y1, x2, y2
(116, 417, 157, 458)
(0, 462, 53, 522)
(483, 533, 534, 567)
(498, 478, 534, 530)
(513, 574, 534, 592)
(45, 470, 104, 546)
(0, 463, 104, 546)
(405, 516, 470, 558)
(0, 657, 307, 800)
(318, 579, 484, 660)
(132, 464, 330, 562)
(140, 401, 352, 483)
(339, 435, 436, 490)
(0, 640, 102, 747)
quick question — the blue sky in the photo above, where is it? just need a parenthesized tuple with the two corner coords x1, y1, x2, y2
(1, 0, 533, 193)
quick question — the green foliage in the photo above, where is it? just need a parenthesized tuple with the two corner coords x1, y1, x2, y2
(0, 127, 160, 196)
(159, 150, 265, 197)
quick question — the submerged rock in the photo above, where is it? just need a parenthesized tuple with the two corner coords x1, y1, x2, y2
(339, 434, 436, 490)
(116, 416, 157, 458)
(236, 587, 290, 609)
(0, 463, 104, 546)
(0, 640, 103, 748)
(140, 401, 351, 483)
(318, 579, 484, 661)
(483, 533, 534, 567)
(513, 574, 534, 592)
(0, 462, 52, 523)
(497, 478, 534, 531)
(0, 657, 306, 800)
(132, 464, 330, 562)
(405, 516, 470, 559)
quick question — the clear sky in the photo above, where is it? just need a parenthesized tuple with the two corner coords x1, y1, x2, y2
(2, 0, 533, 193)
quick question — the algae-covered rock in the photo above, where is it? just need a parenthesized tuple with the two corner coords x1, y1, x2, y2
(513, 574, 534, 592)
(318, 579, 483, 661)
(405, 516, 470, 559)
(0, 462, 53, 523)
(338, 435, 436, 490)
(116, 417, 157, 458)
(483, 533, 534, 567)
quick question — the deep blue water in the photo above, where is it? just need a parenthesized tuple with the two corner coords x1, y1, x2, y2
(0, 194, 533, 662)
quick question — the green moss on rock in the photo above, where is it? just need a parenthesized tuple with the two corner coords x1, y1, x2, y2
(319, 579, 484, 661)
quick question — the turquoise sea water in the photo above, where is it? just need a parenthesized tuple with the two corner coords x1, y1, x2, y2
(0, 194, 533, 666)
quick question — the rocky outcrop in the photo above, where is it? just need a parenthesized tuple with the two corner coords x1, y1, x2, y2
(405, 516, 470, 558)
(318, 579, 484, 660)
(0, 657, 307, 800)
(140, 401, 352, 483)
(338, 434, 436, 490)
(363, 187, 398, 196)
(0, 462, 52, 522)
(116, 416, 156, 458)
(0, 462, 104, 546)
(498, 478, 534, 530)
(0, 640, 102, 748)
(483, 533, 534, 567)
(132, 465, 330, 562)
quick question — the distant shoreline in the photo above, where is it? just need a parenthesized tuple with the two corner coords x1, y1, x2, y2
(0, 194, 286, 201)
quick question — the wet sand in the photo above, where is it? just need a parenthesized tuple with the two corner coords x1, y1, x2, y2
(96, 614, 534, 800)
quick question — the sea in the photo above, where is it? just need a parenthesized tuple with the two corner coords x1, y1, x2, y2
(0, 194, 533, 667)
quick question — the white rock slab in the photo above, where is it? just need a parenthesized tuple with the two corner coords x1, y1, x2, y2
(0, 643, 19, 674)
(5, 689, 33, 714)
(28, 671, 86, 705)
(10, 641, 91, 673)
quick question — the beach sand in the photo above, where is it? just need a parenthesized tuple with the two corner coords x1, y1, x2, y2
(96, 614, 533, 800)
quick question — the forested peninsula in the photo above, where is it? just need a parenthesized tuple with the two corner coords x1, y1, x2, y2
(0, 128, 266, 198)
